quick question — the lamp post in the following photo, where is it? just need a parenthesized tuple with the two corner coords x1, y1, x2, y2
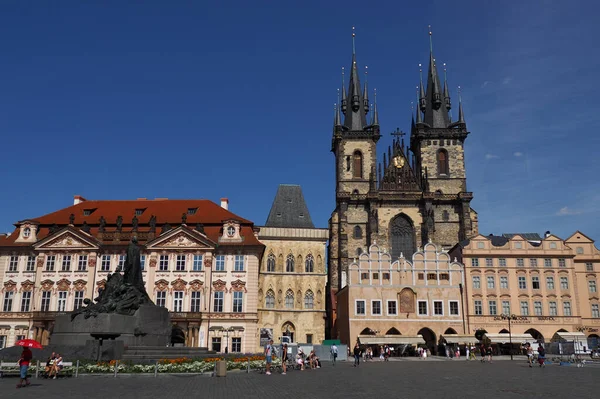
(221, 327, 234, 354)
(500, 314, 518, 360)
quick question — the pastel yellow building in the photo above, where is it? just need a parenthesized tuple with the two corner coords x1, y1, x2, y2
(256, 185, 328, 347)
(451, 232, 599, 350)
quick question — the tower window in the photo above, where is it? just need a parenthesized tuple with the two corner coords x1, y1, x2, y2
(353, 226, 363, 239)
(353, 151, 363, 179)
(437, 149, 449, 176)
(442, 210, 450, 222)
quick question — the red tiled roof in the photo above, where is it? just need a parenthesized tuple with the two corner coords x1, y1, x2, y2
(1, 198, 263, 248)
(26, 199, 251, 226)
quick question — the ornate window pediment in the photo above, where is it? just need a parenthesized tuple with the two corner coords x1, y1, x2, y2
(189, 279, 204, 292)
(155, 279, 169, 292)
(212, 279, 227, 292)
(146, 227, 216, 250)
(56, 278, 71, 291)
(40, 279, 55, 291)
(171, 278, 188, 291)
(230, 279, 247, 293)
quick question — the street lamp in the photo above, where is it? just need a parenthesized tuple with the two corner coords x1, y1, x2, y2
(220, 327, 234, 354)
(500, 314, 518, 360)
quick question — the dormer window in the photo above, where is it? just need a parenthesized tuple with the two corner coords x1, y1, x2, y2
(23, 228, 31, 238)
(187, 208, 197, 215)
(83, 209, 95, 216)
(227, 226, 235, 237)
(135, 209, 145, 216)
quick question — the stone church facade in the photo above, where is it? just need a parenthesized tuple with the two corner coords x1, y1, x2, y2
(327, 31, 478, 338)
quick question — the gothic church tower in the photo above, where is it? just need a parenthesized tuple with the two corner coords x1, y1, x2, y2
(327, 28, 478, 339)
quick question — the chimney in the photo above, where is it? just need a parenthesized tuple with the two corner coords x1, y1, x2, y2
(74, 195, 87, 205)
(545, 231, 551, 238)
(220, 198, 229, 210)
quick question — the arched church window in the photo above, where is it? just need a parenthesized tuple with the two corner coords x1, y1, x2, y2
(442, 210, 450, 222)
(285, 290, 294, 309)
(266, 254, 275, 272)
(390, 214, 415, 260)
(437, 149, 449, 176)
(304, 290, 314, 309)
(305, 255, 314, 273)
(353, 226, 362, 239)
(286, 254, 295, 273)
(265, 290, 275, 308)
(353, 151, 363, 179)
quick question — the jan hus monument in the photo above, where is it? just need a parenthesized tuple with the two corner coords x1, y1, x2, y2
(51, 237, 171, 348)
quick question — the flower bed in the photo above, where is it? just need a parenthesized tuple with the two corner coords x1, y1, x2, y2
(22, 354, 280, 374)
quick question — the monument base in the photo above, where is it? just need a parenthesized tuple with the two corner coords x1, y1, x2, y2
(51, 305, 171, 347)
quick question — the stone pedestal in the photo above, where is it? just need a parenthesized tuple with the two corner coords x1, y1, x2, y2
(51, 305, 171, 348)
(85, 339, 125, 362)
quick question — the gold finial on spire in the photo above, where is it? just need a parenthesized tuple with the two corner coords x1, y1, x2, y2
(352, 26, 356, 55)
(428, 25, 433, 52)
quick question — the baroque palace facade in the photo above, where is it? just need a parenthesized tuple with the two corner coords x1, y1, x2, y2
(256, 185, 328, 347)
(328, 30, 478, 338)
(0, 196, 265, 352)
(450, 231, 600, 349)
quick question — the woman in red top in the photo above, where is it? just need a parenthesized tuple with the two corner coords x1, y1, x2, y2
(17, 347, 33, 388)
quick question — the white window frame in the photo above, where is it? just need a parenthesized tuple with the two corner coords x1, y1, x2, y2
(232, 291, 243, 313)
(472, 275, 481, 289)
(433, 300, 444, 316)
(118, 255, 126, 269)
(173, 291, 184, 312)
(159, 255, 169, 271)
(193, 255, 203, 271)
(46, 255, 56, 271)
(371, 300, 382, 316)
(8, 256, 18, 271)
(387, 300, 397, 316)
(563, 301, 572, 316)
(418, 300, 428, 316)
(488, 300, 497, 315)
(213, 291, 224, 312)
(234, 255, 245, 271)
(61, 255, 72, 271)
(560, 277, 569, 290)
(501, 300, 510, 315)
(500, 276, 509, 289)
(487, 276, 495, 289)
(101, 255, 111, 271)
(215, 255, 225, 271)
(26, 256, 36, 272)
(190, 291, 202, 312)
(546, 276, 555, 290)
(474, 300, 483, 315)
(78, 255, 88, 271)
(520, 301, 529, 316)
(21, 291, 32, 312)
(499, 258, 507, 267)
(73, 290, 84, 310)
(534, 301, 543, 316)
(156, 291, 166, 308)
(40, 291, 51, 311)
(549, 301, 557, 316)
(592, 304, 600, 318)
(140, 255, 146, 271)
(518, 276, 527, 289)
(3, 292, 14, 312)
(175, 254, 186, 271)
(57, 291, 68, 312)
(355, 299, 366, 315)
(449, 300, 459, 316)
(589, 280, 597, 293)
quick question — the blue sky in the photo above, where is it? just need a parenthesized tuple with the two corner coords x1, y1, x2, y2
(0, 1, 599, 241)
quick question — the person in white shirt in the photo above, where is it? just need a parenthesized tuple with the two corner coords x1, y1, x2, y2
(330, 344, 338, 366)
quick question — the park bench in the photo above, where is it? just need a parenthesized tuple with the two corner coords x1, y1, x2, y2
(0, 360, 75, 378)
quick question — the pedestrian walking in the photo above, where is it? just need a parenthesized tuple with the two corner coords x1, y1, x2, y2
(281, 343, 288, 374)
(264, 339, 274, 375)
(330, 344, 338, 366)
(16, 346, 32, 389)
(526, 344, 534, 367)
(486, 346, 493, 363)
(353, 343, 361, 367)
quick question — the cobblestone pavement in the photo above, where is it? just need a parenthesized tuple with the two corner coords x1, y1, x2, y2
(1, 360, 598, 399)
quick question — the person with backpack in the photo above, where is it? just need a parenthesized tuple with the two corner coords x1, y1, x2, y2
(330, 344, 338, 366)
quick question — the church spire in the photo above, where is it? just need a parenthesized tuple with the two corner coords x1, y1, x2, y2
(363, 66, 369, 114)
(341, 67, 347, 114)
(419, 64, 426, 112)
(343, 26, 368, 131)
(457, 85, 465, 124)
(423, 25, 450, 128)
(335, 89, 342, 127)
(372, 88, 379, 126)
(415, 87, 423, 124)
(443, 63, 451, 112)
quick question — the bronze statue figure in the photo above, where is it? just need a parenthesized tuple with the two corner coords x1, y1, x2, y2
(132, 215, 139, 231)
(149, 215, 156, 232)
(116, 216, 123, 232)
(181, 213, 187, 225)
(99, 216, 106, 232)
(69, 213, 75, 225)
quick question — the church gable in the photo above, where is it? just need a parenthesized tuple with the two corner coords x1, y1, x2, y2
(34, 228, 99, 251)
(146, 227, 216, 250)
(379, 139, 424, 192)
